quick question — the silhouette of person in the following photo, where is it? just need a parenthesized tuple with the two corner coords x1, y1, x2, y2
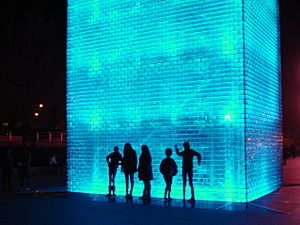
(160, 148, 177, 200)
(138, 145, 153, 201)
(290, 143, 296, 159)
(121, 143, 137, 198)
(2, 148, 14, 191)
(49, 153, 59, 173)
(105, 146, 122, 197)
(16, 147, 31, 191)
(283, 145, 289, 165)
(175, 142, 201, 202)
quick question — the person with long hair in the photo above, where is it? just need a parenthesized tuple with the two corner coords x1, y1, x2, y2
(138, 145, 153, 201)
(121, 143, 137, 198)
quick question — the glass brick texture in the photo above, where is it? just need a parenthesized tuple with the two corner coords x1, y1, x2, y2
(67, 0, 281, 202)
(244, 0, 282, 201)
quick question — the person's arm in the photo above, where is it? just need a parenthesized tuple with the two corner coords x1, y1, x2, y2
(193, 150, 201, 166)
(174, 145, 183, 156)
(106, 153, 111, 164)
(134, 151, 138, 172)
(159, 160, 164, 174)
(171, 159, 178, 176)
(173, 159, 178, 171)
(118, 153, 123, 165)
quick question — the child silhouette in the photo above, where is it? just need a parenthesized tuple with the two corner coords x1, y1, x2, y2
(160, 148, 178, 200)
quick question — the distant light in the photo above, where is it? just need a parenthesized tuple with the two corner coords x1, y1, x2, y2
(39, 104, 44, 108)
(225, 114, 231, 120)
(34, 112, 39, 117)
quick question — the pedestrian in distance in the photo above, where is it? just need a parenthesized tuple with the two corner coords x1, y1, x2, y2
(121, 143, 137, 198)
(2, 148, 14, 191)
(289, 143, 297, 159)
(283, 145, 289, 165)
(16, 147, 31, 191)
(49, 153, 59, 174)
(105, 146, 122, 197)
(175, 142, 201, 202)
(138, 145, 153, 201)
(160, 148, 178, 201)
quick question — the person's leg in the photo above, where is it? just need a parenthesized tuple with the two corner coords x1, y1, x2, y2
(112, 169, 117, 186)
(112, 168, 117, 196)
(7, 171, 11, 191)
(20, 167, 26, 190)
(108, 167, 112, 186)
(293, 150, 296, 159)
(146, 180, 151, 198)
(129, 172, 134, 196)
(25, 166, 30, 190)
(140, 180, 146, 198)
(182, 171, 187, 200)
(163, 175, 168, 199)
(2, 169, 6, 190)
(125, 172, 129, 196)
(188, 172, 195, 201)
(165, 176, 171, 198)
(17, 167, 24, 190)
(25, 176, 30, 190)
(106, 168, 113, 196)
(168, 176, 173, 199)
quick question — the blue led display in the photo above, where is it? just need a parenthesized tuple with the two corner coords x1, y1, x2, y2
(67, 0, 281, 202)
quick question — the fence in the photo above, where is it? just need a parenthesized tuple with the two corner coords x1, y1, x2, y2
(0, 131, 66, 148)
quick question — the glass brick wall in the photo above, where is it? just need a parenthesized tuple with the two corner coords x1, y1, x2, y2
(67, 0, 281, 202)
(244, 0, 282, 201)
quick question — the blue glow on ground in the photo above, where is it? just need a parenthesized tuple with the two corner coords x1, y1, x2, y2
(67, 0, 281, 202)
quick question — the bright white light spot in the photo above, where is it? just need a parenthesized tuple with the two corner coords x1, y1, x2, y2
(225, 114, 231, 120)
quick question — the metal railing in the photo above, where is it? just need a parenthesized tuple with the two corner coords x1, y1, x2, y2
(0, 131, 66, 147)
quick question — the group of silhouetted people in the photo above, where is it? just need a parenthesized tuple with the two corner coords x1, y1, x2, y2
(2, 147, 31, 191)
(105, 141, 201, 202)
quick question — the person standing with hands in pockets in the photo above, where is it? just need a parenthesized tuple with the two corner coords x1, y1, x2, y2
(175, 142, 201, 202)
(105, 146, 123, 197)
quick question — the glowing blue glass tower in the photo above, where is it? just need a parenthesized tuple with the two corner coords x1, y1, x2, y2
(67, 0, 281, 202)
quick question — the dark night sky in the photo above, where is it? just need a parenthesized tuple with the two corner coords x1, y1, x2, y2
(0, 1, 66, 128)
(0, 0, 299, 139)
(281, 0, 300, 140)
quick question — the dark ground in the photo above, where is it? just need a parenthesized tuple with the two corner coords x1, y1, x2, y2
(1, 156, 300, 225)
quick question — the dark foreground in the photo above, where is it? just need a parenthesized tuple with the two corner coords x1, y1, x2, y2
(1, 158, 300, 225)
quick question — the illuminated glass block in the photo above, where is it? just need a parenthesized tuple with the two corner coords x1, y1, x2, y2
(67, 0, 281, 202)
